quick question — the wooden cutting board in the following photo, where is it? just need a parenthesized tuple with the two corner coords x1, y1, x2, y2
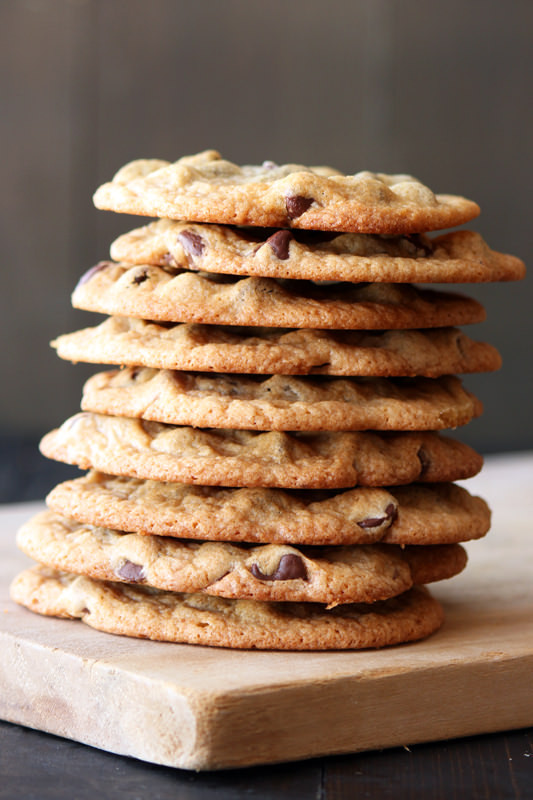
(1, 453, 532, 770)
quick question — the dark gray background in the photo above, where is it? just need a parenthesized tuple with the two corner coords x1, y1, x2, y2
(1, 0, 531, 454)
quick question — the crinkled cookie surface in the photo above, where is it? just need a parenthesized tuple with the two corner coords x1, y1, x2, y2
(111, 221, 525, 283)
(10, 566, 444, 649)
(93, 150, 480, 234)
(47, 472, 491, 546)
(17, 510, 467, 605)
(53, 318, 502, 377)
(40, 412, 483, 489)
(80, 368, 483, 432)
(72, 262, 486, 330)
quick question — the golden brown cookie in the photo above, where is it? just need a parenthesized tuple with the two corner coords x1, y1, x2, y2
(93, 150, 480, 233)
(46, 472, 491, 546)
(40, 412, 483, 489)
(16, 510, 467, 605)
(10, 566, 445, 649)
(80, 368, 483, 432)
(110, 221, 525, 283)
(71, 262, 486, 330)
(52, 318, 502, 377)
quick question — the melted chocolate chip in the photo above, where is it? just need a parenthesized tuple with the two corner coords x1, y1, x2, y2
(116, 560, 146, 583)
(132, 268, 149, 285)
(358, 502, 398, 529)
(285, 194, 314, 219)
(417, 446, 431, 477)
(251, 553, 308, 582)
(178, 230, 206, 258)
(75, 261, 110, 289)
(358, 517, 386, 529)
(265, 230, 293, 260)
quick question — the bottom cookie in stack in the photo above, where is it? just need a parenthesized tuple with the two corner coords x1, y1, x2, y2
(10, 567, 444, 651)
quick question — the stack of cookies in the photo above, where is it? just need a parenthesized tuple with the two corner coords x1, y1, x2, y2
(11, 151, 525, 650)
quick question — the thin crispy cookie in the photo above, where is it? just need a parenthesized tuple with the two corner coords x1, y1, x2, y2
(47, 472, 491, 546)
(40, 412, 483, 489)
(11, 567, 444, 649)
(17, 510, 467, 605)
(93, 150, 480, 234)
(111, 221, 525, 283)
(81, 368, 483, 432)
(72, 262, 486, 330)
(53, 318, 502, 377)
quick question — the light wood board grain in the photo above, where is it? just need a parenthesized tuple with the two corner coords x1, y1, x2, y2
(1, 453, 532, 770)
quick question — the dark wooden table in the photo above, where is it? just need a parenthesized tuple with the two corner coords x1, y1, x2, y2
(1, 438, 532, 799)
(1, 720, 532, 800)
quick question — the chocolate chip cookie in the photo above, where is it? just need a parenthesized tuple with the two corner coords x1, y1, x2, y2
(110, 221, 525, 283)
(72, 262, 486, 329)
(17, 510, 467, 605)
(46, 472, 491, 546)
(11, 566, 445, 649)
(53, 318, 502, 377)
(40, 412, 484, 489)
(93, 150, 480, 233)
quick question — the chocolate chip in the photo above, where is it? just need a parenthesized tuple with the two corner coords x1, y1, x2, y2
(265, 230, 293, 260)
(178, 230, 206, 258)
(251, 553, 308, 582)
(285, 194, 314, 219)
(358, 517, 385, 529)
(75, 261, 110, 289)
(116, 560, 146, 583)
(132, 268, 149, 285)
(417, 446, 431, 477)
(358, 503, 397, 529)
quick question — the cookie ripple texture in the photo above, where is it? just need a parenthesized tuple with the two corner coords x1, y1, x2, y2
(71, 262, 486, 330)
(53, 319, 502, 377)
(46, 473, 491, 546)
(17, 510, 467, 605)
(10, 567, 445, 649)
(39, 412, 483, 489)
(111, 220, 525, 284)
(80, 368, 483, 432)
(93, 150, 480, 234)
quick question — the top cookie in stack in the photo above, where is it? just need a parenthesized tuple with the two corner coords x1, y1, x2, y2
(11, 151, 525, 651)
